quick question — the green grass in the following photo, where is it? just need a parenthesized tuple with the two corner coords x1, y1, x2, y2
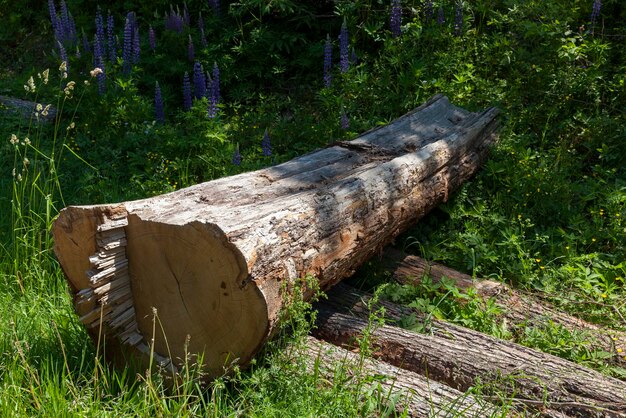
(1, 0, 625, 415)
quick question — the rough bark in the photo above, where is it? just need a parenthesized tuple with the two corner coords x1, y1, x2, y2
(52, 95, 499, 378)
(316, 285, 626, 417)
(381, 248, 626, 364)
(303, 336, 502, 417)
(0, 95, 57, 122)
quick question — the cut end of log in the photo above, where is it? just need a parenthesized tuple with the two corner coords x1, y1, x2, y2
(53, 206, 269, 377)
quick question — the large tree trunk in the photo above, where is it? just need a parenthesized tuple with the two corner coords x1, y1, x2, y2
(316, 285, 626, 417)
(303, 336, 501, 417)
(381, 248, 626, 364)
(52, 95, 499, 378)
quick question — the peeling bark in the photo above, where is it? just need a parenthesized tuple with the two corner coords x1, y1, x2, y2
(316, 285, 626, 418)
(52, 95, 499, 378)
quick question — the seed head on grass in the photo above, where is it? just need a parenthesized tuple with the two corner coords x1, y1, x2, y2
(154, 82, 165, 124)
(323, 34, 332, 88)
(261, 129, 271, 157)
(390, 0, 402, 38)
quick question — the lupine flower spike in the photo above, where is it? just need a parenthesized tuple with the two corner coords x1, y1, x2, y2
(424, 0, 434, 22)
(123, 15, 132, 74)
(107, 11, 116, 63)
(341, 109, 349, 130)
(155, 82, 165, 124)
(232, 146, 242, 166)
(132, 27, 140, 64)
(323, 34, 332, 88)
(149, 25, 156, 51)
(454, 2, 463, 36)
(193, 61, 206, 99)
(183, 72, 192, 111)
(95, 8, 106, 59)
(188, 35, 195, 62)
(261, 129, 271, 157)
(590, 0, 602, 34)
(390, 0, 402, 38)
(339, 20, 349, 73)
(437, 7, 445, 25)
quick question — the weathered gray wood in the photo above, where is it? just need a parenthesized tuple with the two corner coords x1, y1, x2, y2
(0, 95, 57, 122)
(316, 285, 626, 418)
(52, 95, 499, 378)
(381, 248, 626, 365)
(303, 336, 502, 417)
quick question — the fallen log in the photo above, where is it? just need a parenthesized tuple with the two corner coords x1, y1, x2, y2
(303, 336, 502, 417)
(0, 95, 57, 122)
(316, 284, 626, 417)
(52, 95, 499, 378)
(381, 248, 626, 364)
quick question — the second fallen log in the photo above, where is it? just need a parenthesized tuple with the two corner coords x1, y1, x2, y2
(51, 96, 499, 378)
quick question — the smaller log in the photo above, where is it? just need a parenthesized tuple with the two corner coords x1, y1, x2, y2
(0, 95, 56, 122)
(316, 284, 626, 418)
(382, 248, 626, 364)
(303, 337, 501, 418)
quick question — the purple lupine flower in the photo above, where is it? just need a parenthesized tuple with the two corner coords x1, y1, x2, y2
(193, 61, 206, 99)
(95, 8, 106, 59)
(96, 56, 106, 96)
(165, 9, 184, 32)
(198, 13, 208, 48)
(323, 34, 332, 88)
(590, 0, 602, 33)
(93, 34, 103, 67)
(183, 2, 190, 26)
(155, 82, 165, 124)
(390, 0, 402, 38)
(188, 35, 195, 62)
(60, 0, 71, 44)
(132, 27, 140, 64)
(58, 40, 69, 73)
(341, 110, 349, 130)
(123, 14, 133, 74)
(68, 12, 78, 46)
(339, 20, 349, 73)
(437, 7, 445, 25)
(81, 29, 91, 54)
(350, 47, 358, 65)
(454, 2, 463, 36)
(212, 62, 220, 102)
(209, 0, 220, 16)
(261, 129, 271, 157)
(424, 0, 434, 22)
(207, 92, 217, 118)
(49, 0, 59, 39)
(149, 25, 156, 51)
(107, 11, 116, 63)
(232, 147, 241, 165)
(183, 72, 192, 111)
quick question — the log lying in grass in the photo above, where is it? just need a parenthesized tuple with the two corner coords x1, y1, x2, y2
(382, 248, 626, 364)
(0, 95, 57, 122)
(303, 336, 501, 417)
(316, 284, 626, 418)
(52, 95, 499, 378)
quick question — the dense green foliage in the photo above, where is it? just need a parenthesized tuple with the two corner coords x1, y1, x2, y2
(1, 0, 625, 415)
